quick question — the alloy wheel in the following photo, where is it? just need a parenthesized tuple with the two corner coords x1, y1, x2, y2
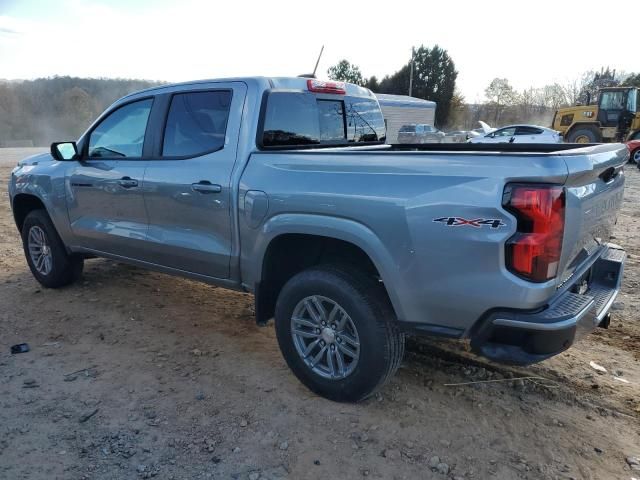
(290, 295, 360, 380)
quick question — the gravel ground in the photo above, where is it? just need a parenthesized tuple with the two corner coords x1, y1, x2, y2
(1, 148, 639, 480)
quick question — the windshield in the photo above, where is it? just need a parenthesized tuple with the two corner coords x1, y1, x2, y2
(600, 91, 626, 110)
(261, 92, 386, 148)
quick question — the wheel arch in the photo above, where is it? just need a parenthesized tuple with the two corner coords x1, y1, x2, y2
(249, 214, 405, 326)
(11, 193, 49, 232)
(565, 122, 603, 142)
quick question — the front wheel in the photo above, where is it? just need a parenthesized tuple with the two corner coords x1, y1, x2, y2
(274, 265, 404, 402)
(631, 147, 640, 164)
(566, 126, 601, 143)
(21, 210, 83, 288)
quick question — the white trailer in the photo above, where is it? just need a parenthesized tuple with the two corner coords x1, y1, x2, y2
(375, 94, 437, 144)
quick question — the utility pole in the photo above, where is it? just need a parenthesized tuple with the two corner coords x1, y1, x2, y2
(408, 47, 414, 97)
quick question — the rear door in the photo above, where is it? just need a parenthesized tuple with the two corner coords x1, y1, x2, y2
(140, 82, 246, 279)
(66, 97, 154, 259)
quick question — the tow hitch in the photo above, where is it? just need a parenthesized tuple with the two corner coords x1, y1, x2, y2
(598, 313, 611, 329)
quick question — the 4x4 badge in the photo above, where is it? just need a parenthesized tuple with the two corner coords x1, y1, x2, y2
(433, 217, 505, 229)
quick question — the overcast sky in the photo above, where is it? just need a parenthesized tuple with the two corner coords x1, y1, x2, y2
(0, 0, 637, 102)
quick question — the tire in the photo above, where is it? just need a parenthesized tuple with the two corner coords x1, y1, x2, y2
(274, 264, 404, 402)
(566, 126, 601, 143)
(633, 148, 640, 165)
(21, 209, 83, 288)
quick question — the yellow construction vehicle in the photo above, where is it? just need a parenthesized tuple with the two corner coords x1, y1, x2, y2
(552, 86, 640, 143)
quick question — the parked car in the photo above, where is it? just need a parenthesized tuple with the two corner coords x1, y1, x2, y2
(397, 123, 445, 143)
(627, 139, 640, 163)
(468, 125, 563, 144)
(9, 77, 626, 402)
(443, 131, 470, 143)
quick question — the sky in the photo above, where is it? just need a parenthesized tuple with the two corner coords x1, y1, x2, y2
(0, 0, 637, 102)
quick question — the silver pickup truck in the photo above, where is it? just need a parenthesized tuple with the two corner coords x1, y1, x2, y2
(8, 77, 627, 402)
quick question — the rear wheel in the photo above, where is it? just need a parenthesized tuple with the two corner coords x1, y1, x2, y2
(21, 210, 83, 288)
(566, 126, 601, 143)
(274, 265, 404, 402)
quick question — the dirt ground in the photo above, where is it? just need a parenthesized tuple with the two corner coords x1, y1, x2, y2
(1, 147, 639, 480)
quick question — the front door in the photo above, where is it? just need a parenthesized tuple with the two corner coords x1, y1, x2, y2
(141, 83, 246, 279)
(597, 90, 626, 127)
(66, 98, 154, 259)
(486, 126, 516, 143)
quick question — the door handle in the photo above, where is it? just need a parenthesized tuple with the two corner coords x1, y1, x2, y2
(191, 181, 222, 194)
(117, 176, 138, 188)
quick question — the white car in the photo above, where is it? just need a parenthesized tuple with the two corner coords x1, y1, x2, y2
(468, 125, 562, 144)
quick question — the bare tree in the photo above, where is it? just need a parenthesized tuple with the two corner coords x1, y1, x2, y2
(485, 78, 519, 123)
(563, 71, 592, 106)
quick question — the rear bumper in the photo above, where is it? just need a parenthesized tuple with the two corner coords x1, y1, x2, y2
(470, 245, 625, 365)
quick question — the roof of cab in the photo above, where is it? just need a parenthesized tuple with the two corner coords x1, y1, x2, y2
(120, 76, 375, 101)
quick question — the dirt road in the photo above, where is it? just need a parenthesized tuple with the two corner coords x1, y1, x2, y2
(1, 148, 639, 480)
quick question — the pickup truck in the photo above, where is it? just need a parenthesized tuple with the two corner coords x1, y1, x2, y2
(8, 77, 628, 402)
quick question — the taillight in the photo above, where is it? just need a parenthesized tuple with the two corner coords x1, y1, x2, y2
(307, 79, 346, 94)
(503, 184, 565, 282)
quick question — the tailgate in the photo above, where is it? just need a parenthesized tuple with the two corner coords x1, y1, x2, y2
(557, 144, 627, 287)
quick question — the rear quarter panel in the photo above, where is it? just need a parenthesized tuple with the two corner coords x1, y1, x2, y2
(239, 150, 570, 334)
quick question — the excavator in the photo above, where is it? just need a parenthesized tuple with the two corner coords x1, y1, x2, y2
(552, 86, 640, 143)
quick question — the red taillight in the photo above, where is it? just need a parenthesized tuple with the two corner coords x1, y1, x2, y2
(503, 184, 565, 282)
(307, 79, 346, 94)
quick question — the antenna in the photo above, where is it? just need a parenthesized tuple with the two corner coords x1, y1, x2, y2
(312, 45, 324, 78)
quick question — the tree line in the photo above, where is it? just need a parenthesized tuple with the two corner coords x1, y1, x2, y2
(0, 77, 160, 146)
(1, 65, 639, 146)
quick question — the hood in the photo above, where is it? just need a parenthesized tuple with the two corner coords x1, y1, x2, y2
(18, 151, 53, 166)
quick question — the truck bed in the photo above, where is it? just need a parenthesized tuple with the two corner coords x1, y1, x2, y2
(385, 142, 606, 153)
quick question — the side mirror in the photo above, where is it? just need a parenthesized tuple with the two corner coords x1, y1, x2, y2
(51, 141, 78, 161)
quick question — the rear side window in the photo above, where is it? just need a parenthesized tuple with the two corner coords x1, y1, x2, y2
(560, 114, 574, 126)
(162, 90, 232, 157)
(516, 126, 543, 135)
(261, 92, 385, 148)
(88, 98, 153, 158)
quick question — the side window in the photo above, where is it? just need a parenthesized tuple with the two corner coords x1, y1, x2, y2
(162, 90, 232, 157)
(627, 89, 637, 113)
(88, 99, 153, 158)
(494, 127, 516, 137)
